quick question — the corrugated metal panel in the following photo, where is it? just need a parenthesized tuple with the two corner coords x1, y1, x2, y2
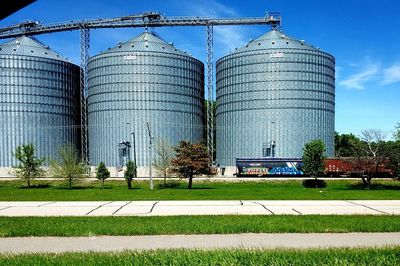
(88, 32, 204, 167)
(216, 30, 335, 166)
(0, 36, 81, 166)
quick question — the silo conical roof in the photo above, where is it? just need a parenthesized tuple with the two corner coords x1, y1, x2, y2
(233, 29, 320, 53)
(0, 35, 70, 62)
(103, 31, 188, 56)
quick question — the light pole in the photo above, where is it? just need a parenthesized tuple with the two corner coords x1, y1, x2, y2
(130, 131, 137, 177)
(124, 122, 131, 162)
(271, 121, 276, 157)
(146, 122, 154, 190)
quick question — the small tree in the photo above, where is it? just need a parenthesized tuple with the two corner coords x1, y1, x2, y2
(302, 140, 326, 182)
(13, 144, 45, 188)
(171, 141, 214, 189)
(96, 162, 110, 189)
(124, 160, 136, 189)
(50, 144, 85, 189)
(357, 129, 387, 187)
(153, 139, 174, 187)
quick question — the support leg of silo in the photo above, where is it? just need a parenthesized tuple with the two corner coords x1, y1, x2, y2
(206, 23, 214, 162)
(79, 26, 90, 164)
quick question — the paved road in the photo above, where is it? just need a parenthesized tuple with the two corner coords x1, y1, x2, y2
(0, 233, 399, 253)
(0, 200, 399, 216)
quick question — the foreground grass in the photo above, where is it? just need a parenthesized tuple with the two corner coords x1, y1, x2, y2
(0, 248, 399, 265)
(0, 179, 399, 201)
(0, 215, 399, 237)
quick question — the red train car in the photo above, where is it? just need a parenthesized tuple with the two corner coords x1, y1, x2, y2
(325, 157, 393, 177)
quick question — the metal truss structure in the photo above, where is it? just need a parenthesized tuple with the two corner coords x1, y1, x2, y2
(79, 27, 90, 162)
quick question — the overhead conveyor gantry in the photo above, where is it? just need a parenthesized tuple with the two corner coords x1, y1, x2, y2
(0, 12, 282, 163)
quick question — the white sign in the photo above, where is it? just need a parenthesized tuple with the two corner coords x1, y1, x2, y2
(124, 55, 137, 60)
(270, 53, 284, 58)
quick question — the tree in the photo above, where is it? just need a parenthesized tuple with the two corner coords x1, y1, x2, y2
(124, 160, 136, 189)
(96, 162, 110, 189)
(153, 139, 174, 187)
(13, 144, 45, 188)
(356, 129, 387, 187)
(171, 141, 214, 189)
(335, 132, 361, 157)
(302, 140, 326, 181)
(382, 141, 400, 179)
(394, 123, 400, 141)
(50, 144, 86, 189)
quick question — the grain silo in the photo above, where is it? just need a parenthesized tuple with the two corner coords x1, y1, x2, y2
(87, 31, 204, 168)
(216, 29, 335, 169)
(0, 36, 81, 167)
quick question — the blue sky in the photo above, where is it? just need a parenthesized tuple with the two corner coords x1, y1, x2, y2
(1, 0, 399, 138)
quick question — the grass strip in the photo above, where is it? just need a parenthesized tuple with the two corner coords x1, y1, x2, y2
(0, 180, 399, 201)
(0, 215, 399, 237)
(0, 248, 399, 265)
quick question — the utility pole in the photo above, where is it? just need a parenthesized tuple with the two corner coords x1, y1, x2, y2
(146, 122, 154, 190)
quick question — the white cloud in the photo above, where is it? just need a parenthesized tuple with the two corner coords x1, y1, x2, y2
(339, 64, 379, 90)
(382, 64, 400, 85)
(214, 26, 247, 53)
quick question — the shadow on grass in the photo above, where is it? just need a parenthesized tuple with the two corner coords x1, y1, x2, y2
(156, 182, 181, 189)
(127, 187, 141, 190)
(182, 187, 215, 190)
(348, 182, 400, 190)
(20, 184, 50, 189)
(56, 186, 94, 190)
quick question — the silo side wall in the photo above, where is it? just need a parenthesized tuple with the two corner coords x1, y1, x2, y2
(0, 55, 81, 166)
(88, 52, 204, 166)
(216, 49, 335, 166)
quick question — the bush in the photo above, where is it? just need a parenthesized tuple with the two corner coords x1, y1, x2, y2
(303, 179, 327, 188)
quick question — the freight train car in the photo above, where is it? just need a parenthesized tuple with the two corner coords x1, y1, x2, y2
(236, 157, 393, 177)
(236, 158, 303, 177)
(325, 158, 393, 177)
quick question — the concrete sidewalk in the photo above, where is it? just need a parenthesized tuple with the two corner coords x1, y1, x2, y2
(0, 233, 399, 253)
(0, 200, 399, 216)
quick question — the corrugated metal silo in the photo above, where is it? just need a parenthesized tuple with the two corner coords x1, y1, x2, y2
(0, 36, 81, 167)
(88, 32, 204, 167)
(216, 29, 335, 167)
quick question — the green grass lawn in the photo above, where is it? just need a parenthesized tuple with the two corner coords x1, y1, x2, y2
(0, 179, 398, 201)
(0, 215, 399, 237)
(0, 248, 399, 266)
